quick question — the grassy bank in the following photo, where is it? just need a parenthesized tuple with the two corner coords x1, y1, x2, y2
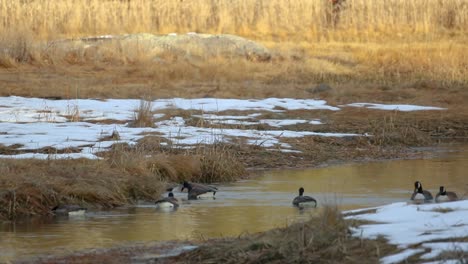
(168, 206, 396, 264)
(0, 144, 245, 220)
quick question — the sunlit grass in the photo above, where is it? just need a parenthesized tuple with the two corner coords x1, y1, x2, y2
(1, 0, 466, 41)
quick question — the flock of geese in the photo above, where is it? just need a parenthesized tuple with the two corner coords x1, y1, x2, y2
(155, 180, 460, 210)
(155, 181, 318, 209)
(52, 180, 460, 215)
(411, 181, 459, 203)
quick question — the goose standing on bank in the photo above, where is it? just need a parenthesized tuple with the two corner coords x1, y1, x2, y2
(435, 186, 458, 203)
(411, 181, 433, 202)
(292, 187, 317, 208)
(52, 204, 87, 216)
(181, 181, 217, 200)
(155, 192, 179, 209)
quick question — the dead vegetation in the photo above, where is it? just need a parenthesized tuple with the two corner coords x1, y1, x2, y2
(166, 206, 397, 264)
(0, 143, 246, 220)
(129, 100, 156, 128)
(0, 1, 467, 101)
(1, 0, 467, 42)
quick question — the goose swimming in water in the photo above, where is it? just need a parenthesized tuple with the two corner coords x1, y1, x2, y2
(155, 192, 179, 208)
(435, 186, 458, 203)
(292, 187, 317, 208)
(181, 181, 217, 200)
(411, 181, 433, 202)
(52, 204, 87, 216)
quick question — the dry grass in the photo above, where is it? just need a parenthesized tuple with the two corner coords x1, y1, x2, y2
(0, 158, 153, 220)
(129, 100, 155, 128)
(168, 206, 396, 263)
(1, 0, 466, 42)
(0, 142, 246, 220)
(0, 42, 466, 101)
(0, 1, 467, 101)
(107, 139, 247, 183)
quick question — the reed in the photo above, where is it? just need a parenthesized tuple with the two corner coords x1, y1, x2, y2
(1, 0, 466, 42)
(0, 142, 246, 219)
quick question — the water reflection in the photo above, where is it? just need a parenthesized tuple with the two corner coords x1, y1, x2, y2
(1, 144, 467, 262)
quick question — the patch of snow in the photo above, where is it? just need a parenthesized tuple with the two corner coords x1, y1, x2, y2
(210, 119, 258, 126)
(421, 260, 463, 264)
(344, 103, 446, 112)
(0, 153, 101, 160)
(259, 119, 307, 127)
(420, 242, 468, 260)
(164, 98, 340, 112)
(5, 96, 441, 159)
(346, 200, 468, 263)
(192, 113, 261, 120)
(380, 248, 425, 264)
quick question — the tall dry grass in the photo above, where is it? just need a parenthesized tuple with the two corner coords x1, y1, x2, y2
(0, 0, 467, 100)
(0, 141, 245, 220)
(1, 0, 467, 42)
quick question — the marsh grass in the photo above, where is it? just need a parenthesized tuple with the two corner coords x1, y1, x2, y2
(107, 139, 246, 183)
(0, 1, 467, 100)
(195, 144, 246, 183)
(172, 206, 396, 263)
(129, 100, 155, 128)
(1, 0, 467, 42)
(435, 238, 468, 263)
(0, 158, 150, 220)
(0, 141, 245, 220)
(369, 113, 431, 147)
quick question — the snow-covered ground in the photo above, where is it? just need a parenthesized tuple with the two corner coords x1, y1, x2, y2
(346, 200, 468, 264)
(0, 96, 446, 159)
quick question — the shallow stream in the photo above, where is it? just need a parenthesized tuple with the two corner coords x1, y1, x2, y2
(1, 144, 467, 262)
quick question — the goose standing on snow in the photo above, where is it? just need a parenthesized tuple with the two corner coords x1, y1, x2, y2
(411, 181, 433, 202)
(155, 192, 179, 209)
(52, 204, 87, 216)
(435, 186, 458, 203)
(181, 181, 217, 200)
(292, 187, 317, 208)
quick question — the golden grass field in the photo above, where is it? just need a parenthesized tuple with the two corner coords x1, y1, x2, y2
(1, 0, 467, 41)
(0, 0, 467, 100)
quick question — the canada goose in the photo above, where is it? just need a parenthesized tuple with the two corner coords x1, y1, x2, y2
(155, 192, 179, 208)
(435, 186, 458, 203)
(52, 205, 87, 216)
(181, 181, 217, 200)
(411, 181, 433, 202)
(293, 187, 317, 208)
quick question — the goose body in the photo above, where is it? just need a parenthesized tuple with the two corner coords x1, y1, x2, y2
(155, 192, 179, 208)
(181, 181, 217, 200)
(52, 205, 87, 216)
(435, 186, 458, 203)
(293, 187, 317, 208)
(411, 181, 433, 202)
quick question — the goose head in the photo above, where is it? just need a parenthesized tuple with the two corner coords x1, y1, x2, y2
(298, 187, 305, 196)
(439, 186, 446, 195)
(414, 181, 423, 193)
